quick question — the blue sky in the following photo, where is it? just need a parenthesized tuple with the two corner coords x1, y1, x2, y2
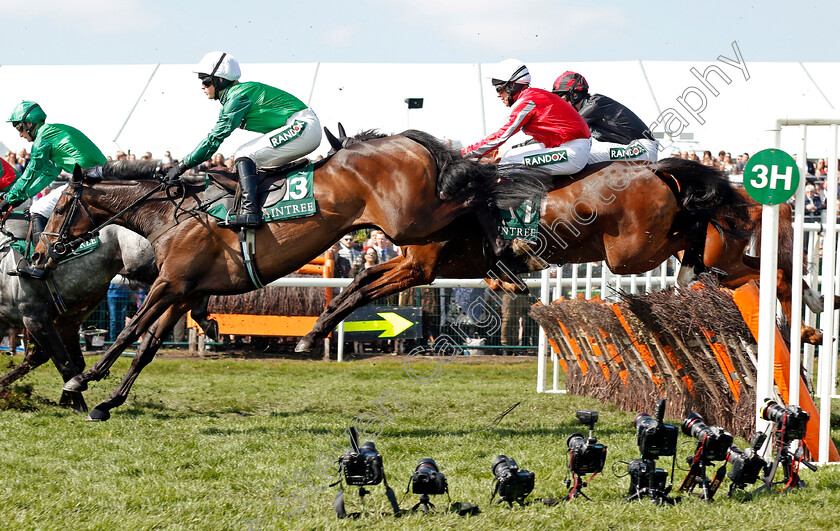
(1, 0, 837, 65)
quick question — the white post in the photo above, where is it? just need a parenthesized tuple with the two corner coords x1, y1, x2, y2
(804, 226, 820, 383)
(537, 267, 551, 392)
(834, 231, 840, 398)
(659, 259, 668, 290)
(337, 288, 345, 363)
(600, 263, 610, 301)
(585, 263, 594, 300)
(756, 131, 784, 437)
(756, 203, 781, 437)
(788, 125, 807, 405)
(552, 266, 562, 391)
(645, 269, 653, 292)
(571, 264, 579, 298)
(818, 124, 838, 463)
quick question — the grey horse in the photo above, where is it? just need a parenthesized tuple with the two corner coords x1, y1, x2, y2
(0, 223, 158, 413)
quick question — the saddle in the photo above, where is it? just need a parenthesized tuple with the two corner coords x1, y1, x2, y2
(200, 158, 318, 224)
(203, 157, 310, 195)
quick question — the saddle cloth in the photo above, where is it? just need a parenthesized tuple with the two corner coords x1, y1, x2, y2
(201, 163, 318, 223)
(1, 212, 100, 262)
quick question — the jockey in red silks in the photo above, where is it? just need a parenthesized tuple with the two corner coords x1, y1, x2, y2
(0, 157, 18, 193)
(462, 59, 591, 175)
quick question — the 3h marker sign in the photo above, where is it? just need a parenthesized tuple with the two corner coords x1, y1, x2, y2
(743, 149, 800, 206)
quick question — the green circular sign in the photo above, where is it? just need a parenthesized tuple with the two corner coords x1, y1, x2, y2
(743, 148, 800, 205)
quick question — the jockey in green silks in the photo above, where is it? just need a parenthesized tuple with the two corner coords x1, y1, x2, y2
(165, 51, 323, 230)
(1, 100, 106, 279)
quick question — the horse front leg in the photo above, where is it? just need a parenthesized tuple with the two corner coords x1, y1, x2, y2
(87, 300, 193, 422)
(57, 326, 88, 413)
(63, 280, 175, 393)
(0, 346, 50, 390)
(296, 256, 431, 352)
(190, 296, 219, 341)
(676, 221, 709, 287)
(296, 258, 404, 352)
(21, 316, 88, 413)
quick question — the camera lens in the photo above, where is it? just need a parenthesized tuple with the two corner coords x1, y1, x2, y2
(567, 433, 586, 451)
(416, 458, 439, 473)
(682, 412, 708, 439)
(760, 400, 786, 425)
(492, 455, 515, 478)
(359, 441, 377, 453)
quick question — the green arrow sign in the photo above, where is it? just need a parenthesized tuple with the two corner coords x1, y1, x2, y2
(344, 312, 415, 338)
(743, 148, 800, 205)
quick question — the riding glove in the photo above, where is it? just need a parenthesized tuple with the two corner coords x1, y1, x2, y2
(164, 163, 187, 184)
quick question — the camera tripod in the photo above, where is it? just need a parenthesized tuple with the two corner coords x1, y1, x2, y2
(625, 459, 679, 506)
(678, 457, 726, 501)
(410, 493, 435, 512)
(757, 441, 817, 493)
(564, 473, 594, 501)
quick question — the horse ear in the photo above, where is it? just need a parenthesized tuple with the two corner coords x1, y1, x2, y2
(324, 127, 343, 152)
(72, 164, 85, 183)
(338, 122, 347, 139)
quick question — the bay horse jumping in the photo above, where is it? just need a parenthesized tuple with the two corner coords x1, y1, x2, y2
(294, 156, 750, 352)
(33, 131, 549, 421)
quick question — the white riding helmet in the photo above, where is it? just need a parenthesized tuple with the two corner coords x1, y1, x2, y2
(486, 58, 531, 87)
(194, 51, 241, 81)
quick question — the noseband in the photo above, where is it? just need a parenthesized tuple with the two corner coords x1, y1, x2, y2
(45, 183, 98, 260)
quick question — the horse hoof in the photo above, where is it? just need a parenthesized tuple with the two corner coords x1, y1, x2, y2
(205, 319, 220, 342)
(85, 408, 110, 422)
(294, 339, 312, 353)
(63, 376, 88, 393)
(59, 390, 87, 413)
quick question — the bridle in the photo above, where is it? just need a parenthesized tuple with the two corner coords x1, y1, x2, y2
(44, 178, 171, 262)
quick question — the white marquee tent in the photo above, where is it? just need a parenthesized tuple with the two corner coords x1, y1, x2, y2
(1, 60, 839, 163)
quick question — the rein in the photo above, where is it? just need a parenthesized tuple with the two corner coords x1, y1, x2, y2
(47, 180, 173, 260)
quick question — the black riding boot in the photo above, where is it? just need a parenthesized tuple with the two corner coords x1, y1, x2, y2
(14, 214, 49, 280)
(226, 158, 263, 230)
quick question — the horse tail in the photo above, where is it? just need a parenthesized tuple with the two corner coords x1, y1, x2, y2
(652, 157, 750, 238)
(399, 129, 552, 210)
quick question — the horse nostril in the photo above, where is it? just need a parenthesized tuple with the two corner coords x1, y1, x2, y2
(31, 252, 42, 265)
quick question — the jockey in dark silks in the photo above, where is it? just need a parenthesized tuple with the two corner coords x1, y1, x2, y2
(552, 71, 658, 164)
(1, 100, 107, 279)
(165, 51, 322, 230)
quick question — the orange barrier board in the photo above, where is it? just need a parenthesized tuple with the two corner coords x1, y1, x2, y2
(188, 313, 319, 337)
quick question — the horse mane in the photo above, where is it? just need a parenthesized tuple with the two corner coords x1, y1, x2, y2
(85, 159, 162, 183)
(652, 157, 751, 239)
(400, 129, 552, 208)
(344, 129, 387, 146)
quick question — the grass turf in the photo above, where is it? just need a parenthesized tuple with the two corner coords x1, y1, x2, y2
(0, 354, 839, 530)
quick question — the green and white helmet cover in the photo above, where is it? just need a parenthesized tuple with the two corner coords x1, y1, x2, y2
(8, 100, 47, 124)
(194, 51, 241, 81)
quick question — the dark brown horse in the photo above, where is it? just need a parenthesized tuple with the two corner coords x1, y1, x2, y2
(295, 157, 750, 351)
(33, 130, 548, 420)
(682, 188, 830, 344)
